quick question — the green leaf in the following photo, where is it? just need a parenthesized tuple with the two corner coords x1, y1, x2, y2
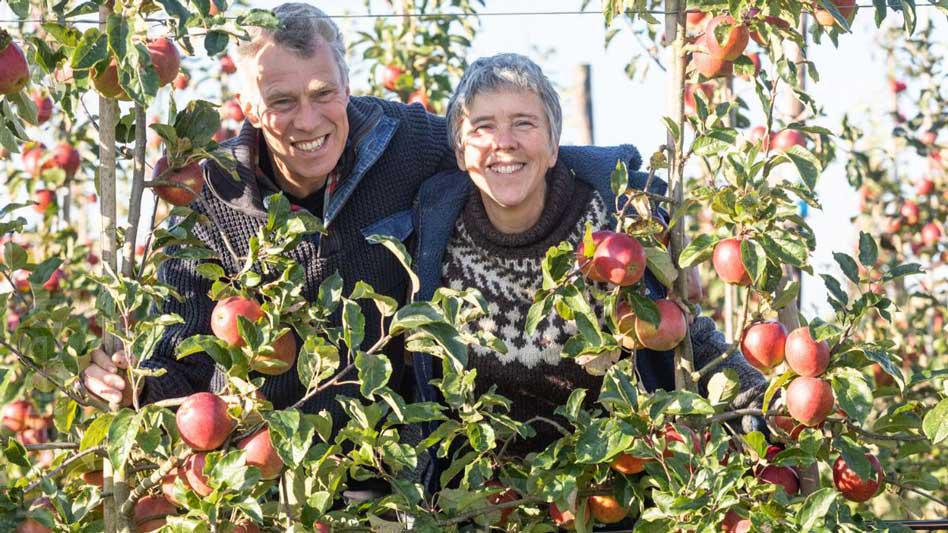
(798, 488, 836, 530)
(599, 360, 639, 414)
(922, 398, 948, 445)
(762, 370, 795, 416)
(195, 263, 225, 282)
(264, 409, 315, 469)
(882, 263, 923, 282)
(741, 239, 767, 285)
(628, 293, 659, 327)
(204, 30, 229, 56)
(644, 246, 678, 288)
(692, 129, 739, 156)
(466, 422, 496, 452)
(524, 291, 554, 337)
(365, 234, 420, 298)
(833, 252, 860, 284)
(355, 351, 391, 400)
(350, 281, 398, 317)
(706, 368, 740, 408)
(108, 409, 142, 474)
(317, 272, 343, 312)
(678, 234, 719, 268)
(390, 302, 444, 335)
(575, 418, 636, 464)
(3, 438, 29, 468)
(857, 232, 878, 268)
(834, 435, 872, 480)
(610, 160, 628, 199)
(772, 281, 800, 310)
(80, 413, 114, 451)
(820, 274, 849, 306)
(781, 146, 822, 191)
(2, 242, 27, 270)
(341, 298, 365, 353)
(830, 368, 873, 424)
(648, 390, 714, 417)
(296, 337, 340, 389)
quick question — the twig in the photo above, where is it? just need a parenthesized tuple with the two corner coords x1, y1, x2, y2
(886, 475, 948, 509)
(25, 445, 104, 493)
(827, 418, 927, 442)
(691, 343, 738, 382)
(290, 362, 355, 410)
(120, 455, 182, 516)
(24, 442, 80, 451)
(0, 339, 101, 408)
(434, 495, 546, 527)
(708, 408, 766, 425)
(496, 416, 571, 461)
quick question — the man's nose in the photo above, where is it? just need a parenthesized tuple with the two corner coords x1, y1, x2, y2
(292, 100, 321, 131)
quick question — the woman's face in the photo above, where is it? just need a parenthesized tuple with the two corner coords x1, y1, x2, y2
(456, 89, 558, 215)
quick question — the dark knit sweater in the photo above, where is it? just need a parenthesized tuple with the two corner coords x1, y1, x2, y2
(441, 163, 767, 453)
(140, 97, 455, 427)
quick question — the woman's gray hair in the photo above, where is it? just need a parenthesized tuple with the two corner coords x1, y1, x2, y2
(446, 53, 562, 152)
(235, 3, 349, 85)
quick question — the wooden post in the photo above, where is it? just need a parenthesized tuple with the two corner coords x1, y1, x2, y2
(665, 0, 696, 393)
(573, 64, 594, 145)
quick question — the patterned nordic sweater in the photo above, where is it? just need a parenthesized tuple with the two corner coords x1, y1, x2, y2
(441, 162, 767, 453)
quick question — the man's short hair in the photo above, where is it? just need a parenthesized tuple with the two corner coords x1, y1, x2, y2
(235, 3, 349, 85)
(446, 53, 562, 152)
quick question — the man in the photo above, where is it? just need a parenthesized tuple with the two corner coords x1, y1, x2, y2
(82, 3, 455, 413)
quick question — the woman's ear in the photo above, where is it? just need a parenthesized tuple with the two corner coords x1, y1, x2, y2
(455, 147, 467, 172)
(549, 144, 559, 168)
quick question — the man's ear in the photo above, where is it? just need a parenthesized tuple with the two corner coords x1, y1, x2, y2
(236, 93, 261, 128)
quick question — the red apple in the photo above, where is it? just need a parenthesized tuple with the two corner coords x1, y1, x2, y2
(549, 502, 585, 530)
(741, 321, 788, 372)
(748, 126, 771, 150)
(684, 83, 714, 115)
(772, 130, 806, 151)
(175, 392, 233, 451)
(888, 79, 907, 94)
(610, 451, 651, 475)
(183, 452, 213, 497)
(587, 495, 628, 524)
(221, 99, 244, 122)
(814, 0, 857, 27)
(785, 326, 830, 377)
(30, 92, 53, 125)
(92, 59, 130, 100)
(721, 509, 751, 533)
(749, 16, 792, 45)
(704, 15, 749, 61)
(635, 299, 687, 351)
(133, 495, 177, 533)
(2, 400, 35, 432)
(381, 64, 404, 91)
(237, 428, 284, 480)
(0, 32, 29, 95)
(592, 232, 647, 286)
(692, 36, 734, 79)
(81, 470, 104, 487)
(407, 88, 432, 111)
(886, 217, 902, 233)
(211, 296, 264, 347)
(33, 189, 55, 213)
(253, 332, 297, 376)
(920, 131, 937, 146)
(686, 10, 706, 25)
(915, 178, 934, 196)
(713, 238, 752, 286)
(757, 465, 800, 495)
(900, 201, 920, 225)
(219, 55, 236, 75)
(18, 428, 48, 445)
(921, 223, 941, 247)
(146, 38, 180, 86)
(786, 376, 834, 427)
(232, 521, 261, 533)
(152, 157, 204, 206)
(172, 72, 189, 90)
(23, 143, 45, 177)
(485, 480, 518, 527)
(47, 143, 80, 177)
(833, 454, 884, 502)
(313, 522, 330, 533)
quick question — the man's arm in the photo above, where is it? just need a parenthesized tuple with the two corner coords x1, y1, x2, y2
(137, 246, 224, 403)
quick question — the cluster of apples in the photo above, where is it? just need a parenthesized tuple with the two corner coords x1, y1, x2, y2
(92, 37, 181, 100)
(380, 63, 432, 112)
(575, 230, 689, 352)
(691, 14, 751, 79)
(2, 400, 53, 452)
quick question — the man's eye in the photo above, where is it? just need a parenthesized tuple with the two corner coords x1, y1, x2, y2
(515, 120, 535, 128)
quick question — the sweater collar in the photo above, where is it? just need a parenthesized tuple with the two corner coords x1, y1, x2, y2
(203, 97, 396, 224)
(460, 161, 591, 256)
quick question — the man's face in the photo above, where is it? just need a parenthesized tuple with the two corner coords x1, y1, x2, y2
(238, 39, 349, 194)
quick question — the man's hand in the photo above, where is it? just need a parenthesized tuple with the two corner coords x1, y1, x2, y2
(81, 349, 140, 406)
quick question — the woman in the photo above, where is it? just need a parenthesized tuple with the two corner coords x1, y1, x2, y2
(410, 54, 765, 463)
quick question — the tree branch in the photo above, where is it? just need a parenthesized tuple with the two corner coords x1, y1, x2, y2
(886, 475, 948, 509)
(120, 455, 182, 516)
(25, 445, 104, 493)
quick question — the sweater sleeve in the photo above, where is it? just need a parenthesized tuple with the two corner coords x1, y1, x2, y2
(138, 245, 226, 404)
(689, 315, 769, 435)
